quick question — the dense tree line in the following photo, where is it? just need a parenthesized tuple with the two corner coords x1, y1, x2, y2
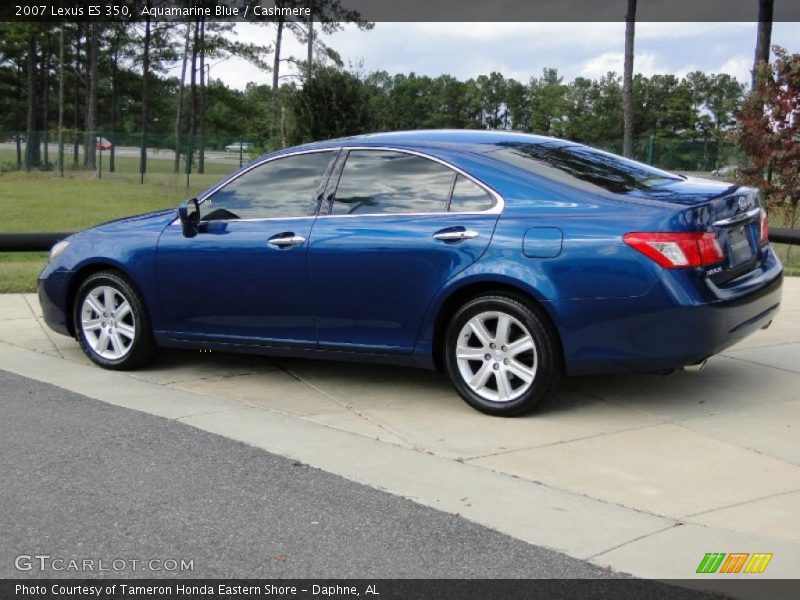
(287, 66, 745, 148)
(0, 19, 759, 169)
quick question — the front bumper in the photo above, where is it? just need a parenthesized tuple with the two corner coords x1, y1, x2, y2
(37, 269, 74, 337)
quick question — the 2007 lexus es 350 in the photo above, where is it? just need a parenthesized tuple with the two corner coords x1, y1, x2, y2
(39, 131, 783, 416)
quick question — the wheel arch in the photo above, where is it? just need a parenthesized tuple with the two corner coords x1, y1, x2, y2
(429, 278, 564, 372)
(65, 261, 146, 337)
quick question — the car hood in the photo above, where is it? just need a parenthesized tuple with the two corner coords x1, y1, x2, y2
(74, 209, 177, 238)
(94, 208, 175, 229)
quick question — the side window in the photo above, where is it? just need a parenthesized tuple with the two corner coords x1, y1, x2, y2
(448, 175, 496, 212)
(331, 150, 455, 215)
(204, 151, 334, 220)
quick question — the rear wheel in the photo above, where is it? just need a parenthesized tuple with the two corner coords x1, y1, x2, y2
(444, 295, 560, 416)
(74, 271, 156, 370)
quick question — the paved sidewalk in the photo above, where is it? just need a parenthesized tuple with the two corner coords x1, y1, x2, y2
(1, 278, 799, 588)
(1, 370, 632, 581)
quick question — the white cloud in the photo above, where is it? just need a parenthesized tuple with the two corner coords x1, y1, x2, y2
(579, 51, 663, 79)
(718, 57, 752, 85)
(167, 21, 799, 91)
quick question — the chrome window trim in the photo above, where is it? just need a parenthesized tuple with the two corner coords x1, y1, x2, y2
(198, 147, 339, 203)
(170, 148, 338, 226)
(170, 145, 505, 225)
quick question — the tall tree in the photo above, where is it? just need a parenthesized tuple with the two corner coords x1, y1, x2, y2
(738, 47, 800, 226)
(72, 25, 83, 166)
(173, 23, 191, 173)
(269, 0, 372, 146)
(752, 0, 774, 90)
(139, 5, 152, 182)
(41, 29, 51, 168)
(271, 9, 286, 145)
(24, 28, 40, 169)
(107, 23, 133, 173)
(622, 0, 637, 157)
(198, 17, 206, 174)
(301, 0, 374, 80)
(58, 25, 65, 174)
(189, 18, 199, 171)
(84, 23, 99, 170)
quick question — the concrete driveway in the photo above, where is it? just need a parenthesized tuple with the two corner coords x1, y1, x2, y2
(1, 278, 799, 586)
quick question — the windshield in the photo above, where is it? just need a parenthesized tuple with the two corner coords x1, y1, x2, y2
(487, 142, 683, 194)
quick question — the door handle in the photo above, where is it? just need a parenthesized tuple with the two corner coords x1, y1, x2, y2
(267, 234, 306, 248)
(433, 228, 480, 242)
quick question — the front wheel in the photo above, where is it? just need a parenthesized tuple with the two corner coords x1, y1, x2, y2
(444, 295, 561, 416)
(74, 271, 156, 370)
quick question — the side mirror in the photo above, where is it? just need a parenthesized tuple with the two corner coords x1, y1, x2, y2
(178, 198, 200, 238)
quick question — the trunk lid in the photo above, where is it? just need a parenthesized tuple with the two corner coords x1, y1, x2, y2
(628, 177, 765, 283)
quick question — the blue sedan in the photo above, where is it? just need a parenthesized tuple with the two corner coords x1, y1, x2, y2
(38, 130, 783, 416)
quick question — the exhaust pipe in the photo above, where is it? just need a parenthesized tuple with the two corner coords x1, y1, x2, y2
(683, 359, 707, 374)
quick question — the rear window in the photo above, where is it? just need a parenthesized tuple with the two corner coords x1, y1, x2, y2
(487, 143, 682, 194)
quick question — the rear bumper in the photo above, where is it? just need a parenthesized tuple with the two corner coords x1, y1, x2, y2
(558, 248, 783, 376)
(37, 269, 73, 337)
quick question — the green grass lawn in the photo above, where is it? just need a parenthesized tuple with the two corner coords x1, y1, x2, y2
(0, 167, 234, 292)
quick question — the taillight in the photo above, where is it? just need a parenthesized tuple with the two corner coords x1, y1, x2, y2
(623, 232, 724, 269)
(759, 209, 769, 246)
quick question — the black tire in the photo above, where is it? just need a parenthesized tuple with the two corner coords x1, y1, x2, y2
(444, 294, 561, 417)
(73, 270, 157, 370)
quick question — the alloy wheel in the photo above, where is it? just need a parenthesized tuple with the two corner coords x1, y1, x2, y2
(455, 310, 538, 403)
(80, 285, 137, 360)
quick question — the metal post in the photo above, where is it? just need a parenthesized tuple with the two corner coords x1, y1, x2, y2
(186, 134, 192, 188)
(98, 143, 102, 179)
(59, 130, 64, 178)
(58, 26, 65, 177)
(239, 139, 243, 168)
(139, 130, 146, 184)
(647, 134, 655, 165)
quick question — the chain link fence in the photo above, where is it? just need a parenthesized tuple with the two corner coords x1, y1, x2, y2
(594, 136, 746, 175)
(0, 130, 263, 187)
(2, 130, 747, 182)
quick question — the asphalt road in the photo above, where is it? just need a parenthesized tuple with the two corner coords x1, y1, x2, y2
(0, 368, 719, 596)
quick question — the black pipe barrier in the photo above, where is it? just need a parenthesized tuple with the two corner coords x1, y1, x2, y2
(0, 232, 73, 252)
(0, 229, 799, 253)
(770, 227, 800, 245)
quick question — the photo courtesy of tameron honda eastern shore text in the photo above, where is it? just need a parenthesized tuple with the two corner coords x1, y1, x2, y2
(38, 130, 783, 416)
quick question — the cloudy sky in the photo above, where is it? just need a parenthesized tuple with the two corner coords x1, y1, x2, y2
(183, 22, 799, 90)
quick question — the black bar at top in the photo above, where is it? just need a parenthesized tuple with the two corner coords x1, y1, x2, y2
(2, 0, 800, 23)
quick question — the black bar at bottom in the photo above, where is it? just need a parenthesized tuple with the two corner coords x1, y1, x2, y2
(2, 579, 799, 600)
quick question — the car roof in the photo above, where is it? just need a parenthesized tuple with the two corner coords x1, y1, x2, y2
(294, 129, 574, 154)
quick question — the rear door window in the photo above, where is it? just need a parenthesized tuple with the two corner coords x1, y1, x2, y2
(331, 150, 455, 215)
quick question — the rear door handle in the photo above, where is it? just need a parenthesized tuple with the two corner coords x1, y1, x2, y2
(267, 233, 306, 248)
(433, 228, 480, 242)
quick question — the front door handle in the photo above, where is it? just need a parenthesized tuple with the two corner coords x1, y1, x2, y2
(267, 233, 307, 248)
(433, 228, 480, 242)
